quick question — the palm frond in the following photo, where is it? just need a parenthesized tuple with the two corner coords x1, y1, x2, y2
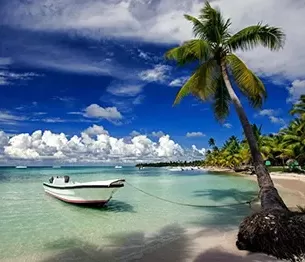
(290, 95, 305, 115)
(173, 59, 218, 104)
(212, 75, 231, 121)
(165, 39, 212, 66)
(227, 23, 285, 51)
(226, 54, 266, 108)
(184, 15, 208, 40)
(198, 2, 231, 44)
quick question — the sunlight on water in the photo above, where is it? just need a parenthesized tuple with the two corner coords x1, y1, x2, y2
(0, 166, 257, 260)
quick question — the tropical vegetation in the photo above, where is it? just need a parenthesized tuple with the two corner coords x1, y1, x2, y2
(135, 160, 203, 168)
(203, 96, 305, 170)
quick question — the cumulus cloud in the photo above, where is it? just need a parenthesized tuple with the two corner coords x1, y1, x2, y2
(151, 131, 165, 138)
(83, 125, 109, 136)
(186, 132, 205, 138)
(0, 127, 199, 164)
(84, 104, 123, 121)
(130, 130, 141, 137)
(139, 64, 171, 82)
(286, 80, 305, 103)
(191, 145, 206, 156)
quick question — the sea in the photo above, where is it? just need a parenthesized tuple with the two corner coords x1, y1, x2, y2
(0, 166, 258, 261)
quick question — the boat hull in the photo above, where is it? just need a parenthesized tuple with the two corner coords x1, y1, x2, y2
(43, 184, 121, 206)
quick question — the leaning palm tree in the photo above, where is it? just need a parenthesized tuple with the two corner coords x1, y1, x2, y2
(165, 3, 305, 261)
(165, 2, 287, 210)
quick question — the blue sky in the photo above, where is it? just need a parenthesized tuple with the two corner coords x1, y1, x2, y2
(0, 0, 304, 164)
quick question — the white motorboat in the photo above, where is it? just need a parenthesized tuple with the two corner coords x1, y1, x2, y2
(168, 167, 183, 171)
(114, 165, 122, 169)
(43, 176, 125, 206)
(15, 166, 27, 169)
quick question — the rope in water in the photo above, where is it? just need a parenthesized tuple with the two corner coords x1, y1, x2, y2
(126, 181, 259, 209)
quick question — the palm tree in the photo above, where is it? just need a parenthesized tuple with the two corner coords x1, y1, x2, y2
(208, 137, 215, 147)
(290, 95, 305, 130)
(165, 2, 287, 211)
(281, 119, 305, 166)
(290, 95, 305, 117)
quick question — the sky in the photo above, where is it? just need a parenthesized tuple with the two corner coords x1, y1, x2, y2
(0, 0, 304, 165)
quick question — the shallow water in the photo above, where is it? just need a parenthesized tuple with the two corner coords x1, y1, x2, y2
(0, 166, 258, 261)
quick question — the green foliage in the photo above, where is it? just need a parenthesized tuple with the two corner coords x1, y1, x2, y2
(203, 95, 305, 169)
(165, 1, 285, 121)
(135, 160, 203, 168)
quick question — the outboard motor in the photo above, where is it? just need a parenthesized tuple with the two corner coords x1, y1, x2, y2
(64, 175, 70, 183)
(49, 176, 54, 183)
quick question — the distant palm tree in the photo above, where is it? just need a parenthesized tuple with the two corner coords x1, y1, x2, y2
(290, 95, 305, 117)
(290, 95, 305, 130)
(281, 119, 305, 165)
(208, 137, 215, 147)
(165, 2, 287, 210)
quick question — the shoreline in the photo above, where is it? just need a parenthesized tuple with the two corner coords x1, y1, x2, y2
(203, 166, 305, 211)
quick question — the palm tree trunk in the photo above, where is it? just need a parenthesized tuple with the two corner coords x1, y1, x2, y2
(220, 61, 288, 211)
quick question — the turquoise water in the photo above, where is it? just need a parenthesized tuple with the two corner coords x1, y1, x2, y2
(0, 166, 257, 261)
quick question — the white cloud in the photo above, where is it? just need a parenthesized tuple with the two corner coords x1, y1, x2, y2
(107, 83, 144, 97)
(0, 70, 42, 86)
(186, 132, 205, 138)
(259, 109, 277, 117)
(84, 104, 123, 121)
(0, 128, 197, 163)
(138, 50, 149, 60)
(257, 108, 285, 125)
(191, 145, 206, 156)
(169, 77, 188, 87)
(132, 95, 145, 105)
(223, 123, 232, 129)
(139, 64, 171, 82)
(0, 111, 28, 124)
(151, 131, 165, 138)
(83, 125, 109, 136)
(286, 80, 305, 103)
(130, 130, 141, 137)
(269, 116, 285, 125)
(2, 0, 305, 80)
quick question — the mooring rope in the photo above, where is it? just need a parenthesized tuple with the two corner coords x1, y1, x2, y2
(126, 181, 258, 209)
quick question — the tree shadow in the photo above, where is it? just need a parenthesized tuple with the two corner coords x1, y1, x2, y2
(190, 188, 259, 228)
(41, 224, 280, 262)
(194, 247, 279, 262)
(42, 224, 191, 262)
(193, 188, 258, 203)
